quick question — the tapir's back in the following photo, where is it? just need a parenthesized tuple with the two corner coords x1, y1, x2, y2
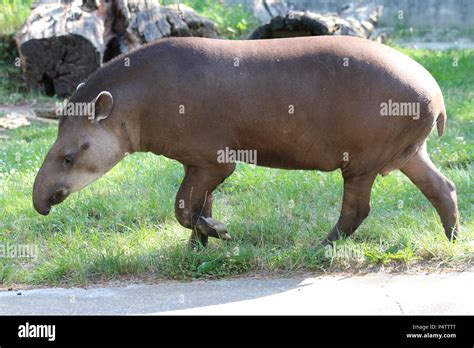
(133, 36, 442, 170)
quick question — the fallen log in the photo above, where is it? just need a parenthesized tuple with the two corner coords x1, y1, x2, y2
(249, 4, 383, 40)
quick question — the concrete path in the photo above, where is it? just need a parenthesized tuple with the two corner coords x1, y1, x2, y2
(0, 272, 472, 315)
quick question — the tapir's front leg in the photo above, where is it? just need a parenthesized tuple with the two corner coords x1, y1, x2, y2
(175, 164, 235, 248)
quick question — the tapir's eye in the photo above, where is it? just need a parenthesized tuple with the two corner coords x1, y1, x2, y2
(63, 155, 74, 166)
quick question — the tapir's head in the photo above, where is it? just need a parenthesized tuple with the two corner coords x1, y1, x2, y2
(33, 86, 130, 215)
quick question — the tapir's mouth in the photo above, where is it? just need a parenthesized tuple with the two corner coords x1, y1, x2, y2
(35, 188, 70, 216)
(36, 205, 51, 216)
(49, 188, 69, 206)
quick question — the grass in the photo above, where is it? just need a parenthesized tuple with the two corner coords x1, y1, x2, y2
(0, 47, 473, 286)
(0, 0, 32, 35)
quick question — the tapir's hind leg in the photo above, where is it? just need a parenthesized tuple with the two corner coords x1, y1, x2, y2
(176, 164, 235, 249)
(400, 145, 460, 240)
(321, 172, 377, 245)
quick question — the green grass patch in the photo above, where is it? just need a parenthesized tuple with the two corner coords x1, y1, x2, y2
(0, 48, 473, 286)
(0, 0, 32, 35)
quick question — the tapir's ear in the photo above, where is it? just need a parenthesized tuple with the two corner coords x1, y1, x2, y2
(91, 91, 113, 123)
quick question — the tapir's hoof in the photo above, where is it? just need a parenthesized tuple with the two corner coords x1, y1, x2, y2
(188, 237, 208, 250)
(445, 226, 460, 242)
(188, 229, 209, 250)
(197, 216, 232, 240)
(318, 238, 333, 248)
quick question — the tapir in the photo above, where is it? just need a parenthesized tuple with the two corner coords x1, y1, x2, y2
(32, 36, 460, 247)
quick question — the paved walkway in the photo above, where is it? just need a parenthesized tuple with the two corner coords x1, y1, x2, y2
(0, 272, 472, 315)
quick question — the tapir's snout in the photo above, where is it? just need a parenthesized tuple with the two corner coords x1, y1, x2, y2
(35, 205, 50, 216)
(33, 186, 70, 215)
(33, 192, 51, 216)
(33, 161, 70, 216)
(33, 173, 49, 216)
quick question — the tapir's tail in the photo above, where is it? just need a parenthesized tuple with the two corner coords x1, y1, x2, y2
(436, 102, 447, 137)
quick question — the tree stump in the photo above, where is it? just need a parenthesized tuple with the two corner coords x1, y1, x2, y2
(17, 0, 104, 97)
